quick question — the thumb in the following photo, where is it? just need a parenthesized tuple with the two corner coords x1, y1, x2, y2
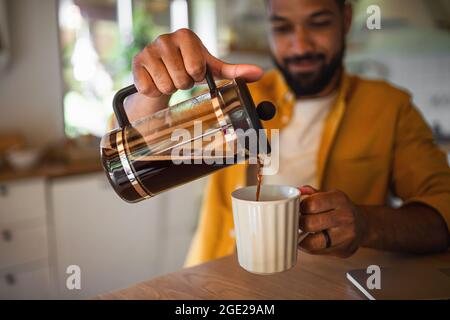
(298, 185, 319, 196)
(207, 55, 264, 83)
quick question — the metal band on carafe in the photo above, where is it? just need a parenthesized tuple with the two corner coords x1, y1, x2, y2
(116, 130, 152, 199)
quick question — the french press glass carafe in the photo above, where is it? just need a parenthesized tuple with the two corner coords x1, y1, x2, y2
(100, 68, 276, 203)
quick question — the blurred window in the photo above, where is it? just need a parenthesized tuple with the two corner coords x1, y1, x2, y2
(58, 0, 178, 137)
(59, 0, 450, 141)
(346, 0, 450, 140)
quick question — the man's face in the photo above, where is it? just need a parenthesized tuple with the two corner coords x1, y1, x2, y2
(267, 0, 352, 97)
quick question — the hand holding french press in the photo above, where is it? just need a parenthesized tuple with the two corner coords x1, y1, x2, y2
(132, 28, 264, 97)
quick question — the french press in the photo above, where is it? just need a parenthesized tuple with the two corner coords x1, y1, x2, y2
(100, 67, 276, 203)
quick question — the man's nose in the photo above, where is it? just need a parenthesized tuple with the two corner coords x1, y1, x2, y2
(290, 26, 314, 55)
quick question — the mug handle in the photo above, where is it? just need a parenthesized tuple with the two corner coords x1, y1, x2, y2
(298, 231, 311, 244)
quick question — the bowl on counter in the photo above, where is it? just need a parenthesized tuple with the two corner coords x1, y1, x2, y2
(5, 148, 42, 171)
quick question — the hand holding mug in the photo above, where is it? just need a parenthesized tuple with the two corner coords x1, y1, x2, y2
(298, 185, 368, 258)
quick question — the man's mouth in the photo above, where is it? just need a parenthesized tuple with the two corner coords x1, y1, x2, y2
(287, 59, 322, 73)
(284, 54, 325, 74)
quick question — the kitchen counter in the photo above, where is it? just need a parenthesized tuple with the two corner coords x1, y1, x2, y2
(1, 141, 447, 184)
(0, 160, 103, 183)
(96, 248, 450, 300)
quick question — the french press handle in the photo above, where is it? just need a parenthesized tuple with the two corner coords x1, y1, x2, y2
(112, 66, 217, 128)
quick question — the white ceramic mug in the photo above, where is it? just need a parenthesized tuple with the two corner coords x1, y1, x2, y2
(231, 185, 301, 275)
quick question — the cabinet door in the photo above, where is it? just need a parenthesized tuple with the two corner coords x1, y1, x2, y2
(0, 177, 51, 299)
(0, 178, 47, 224)
(159, 177, 207, 272)
(50, 173, 163, 299)
(0, 219, 49, 270)
(0, 262, 51, 300)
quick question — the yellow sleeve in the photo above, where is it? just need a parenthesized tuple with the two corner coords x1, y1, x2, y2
(391, 99, 450, 228)
(184, 164, 247, 267)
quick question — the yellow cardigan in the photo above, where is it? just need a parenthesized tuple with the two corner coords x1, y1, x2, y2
(184, 69, 450, 267)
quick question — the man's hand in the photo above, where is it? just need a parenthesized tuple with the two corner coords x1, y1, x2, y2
(298, 185, 368, 258)
(132, 28, 264, 97)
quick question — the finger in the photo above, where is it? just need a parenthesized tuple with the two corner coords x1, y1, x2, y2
(132, 58, 162, 98)
(174, 28, 263, 82)
(300, 190, 342, 214)
(299, 207, 355, 233)
(207, 54, 264, 82)
(299, 210, 344, 233)
(158, 40, 195, 90)
(298, 226, 350, 252)
(298, 185, 319, 196)
(300, 239, 357, 257)
(141, 48, 176, 95)
(176, 33, 207, 82)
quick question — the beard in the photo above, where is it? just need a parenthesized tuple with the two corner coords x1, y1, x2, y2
(272, 41, 345, 98)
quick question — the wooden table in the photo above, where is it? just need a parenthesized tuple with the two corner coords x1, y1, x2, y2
(97, 248, 450, 300)
(0, 160, 102, 182)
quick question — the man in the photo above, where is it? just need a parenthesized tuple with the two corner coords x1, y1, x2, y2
(130, 0, 450, 266)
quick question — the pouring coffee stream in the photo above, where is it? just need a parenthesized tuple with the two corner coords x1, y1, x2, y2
(100, 66, 277, 203)
(256, 155, 264, 201)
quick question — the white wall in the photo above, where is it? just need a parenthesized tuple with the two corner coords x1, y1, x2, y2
(0, 0, 64, 147)
(354, 0, 435, 28)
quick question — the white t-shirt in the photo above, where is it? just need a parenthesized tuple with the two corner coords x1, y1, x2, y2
(264, 92, 338, 189)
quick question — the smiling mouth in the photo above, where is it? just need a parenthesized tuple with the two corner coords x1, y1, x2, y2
(287, 59, 322, 73)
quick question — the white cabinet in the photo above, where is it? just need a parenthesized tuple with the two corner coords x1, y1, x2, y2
(0, 178, 47, 224)
(0, 261, 52, 300)
(0, 178, 51, 299)
(159, 178, 207, 272)
(0, 220, 49, 269)
(50, 173, 163, 299)
(0, 172, 207, 299)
